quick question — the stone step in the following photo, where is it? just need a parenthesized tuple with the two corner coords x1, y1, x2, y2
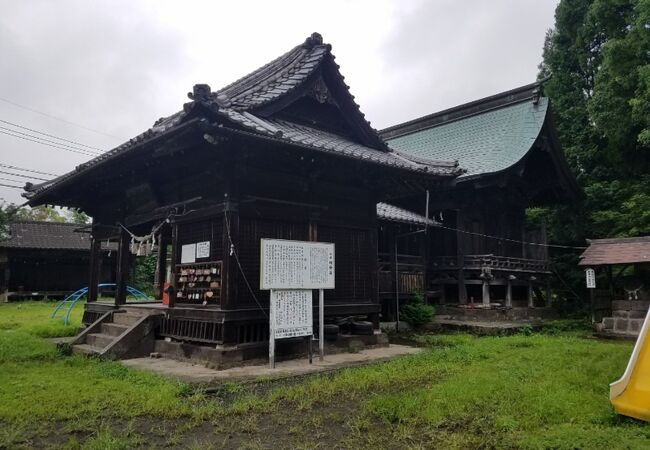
(112, 313, 143, 326)
(603, 317, 643, 334)
(101, 323, 129, 337)
(72, 343, 102, 355)
(86, 333, 115, 349)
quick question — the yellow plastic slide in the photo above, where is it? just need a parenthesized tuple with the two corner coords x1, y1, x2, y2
(610, 306, 650, 421)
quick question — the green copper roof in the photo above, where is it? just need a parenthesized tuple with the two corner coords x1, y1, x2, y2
(386, 98, 549, 179)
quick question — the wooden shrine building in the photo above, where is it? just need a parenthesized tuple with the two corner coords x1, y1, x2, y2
(380, 81, 580, 317)
(23, 33, 461, 362)
(0, 221, 114, 302)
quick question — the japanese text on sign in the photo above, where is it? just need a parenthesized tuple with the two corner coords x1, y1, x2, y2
(270, 290, 313, 339)
(260, 239, 335, 289)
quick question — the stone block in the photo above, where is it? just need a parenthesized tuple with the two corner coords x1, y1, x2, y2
(629, 310, 647, 319)
(603, 317, 615, 329)
(613, 310, 629, 318)
(615, 318, 629, 332)
(629, 319, 643, 333)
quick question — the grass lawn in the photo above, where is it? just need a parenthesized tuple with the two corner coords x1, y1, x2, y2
(0, 302, 648, 449)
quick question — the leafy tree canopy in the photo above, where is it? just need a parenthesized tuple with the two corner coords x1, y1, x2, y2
(540, 0, 650, 240)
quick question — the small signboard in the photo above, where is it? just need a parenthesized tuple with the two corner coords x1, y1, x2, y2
(196, 241, 210, 259)
(180, 243, 196, 264)
(260, 239, 334, 290)
(270, 290, 313, 339)
(585, 268, 596, 289)
(260, 238, 335, 369)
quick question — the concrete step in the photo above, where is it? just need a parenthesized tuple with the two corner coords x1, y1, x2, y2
(101, 323, 129, 337)
(112, 313, 143, 326)
(86, 333, 115, 349)
(72, 343, 102, 355)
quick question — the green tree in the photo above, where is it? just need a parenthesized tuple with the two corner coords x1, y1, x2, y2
(541, 0, 650, 239)
(0, 202, 19, 240)
(538, 0, 650, 311)
(14, 205, 67, 223)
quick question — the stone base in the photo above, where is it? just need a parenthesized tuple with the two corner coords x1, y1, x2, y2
(436, 305, 557, 322)
(152, 332, 389, 370)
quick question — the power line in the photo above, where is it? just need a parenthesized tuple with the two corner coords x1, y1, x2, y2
(0, 126, 100, 156)
(0, 96, 124, 140)
(0, 183, 22, 190)
(0, 163, 59, 177)
(436, 224, 587, 250)
(0, 176, 28, 184)
(0, 170, 50, 182)
(0, 129, 100, 157)
(0, 119, 105, 152)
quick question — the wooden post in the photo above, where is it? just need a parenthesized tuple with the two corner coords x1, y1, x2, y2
(527, 280, 534, 308)
(221, 200, 239, 311)
(269, 289, 275, 369)
(482, 279, 490, 306)
(388, 225, 397, 321)
(545, 278, 552, 308)
(168, 222, 178, 308)
(456, 210, 467, 304)
(115, 228, 130, 306)
(153, 230, 168, 300)
(87, 232, 101, 303)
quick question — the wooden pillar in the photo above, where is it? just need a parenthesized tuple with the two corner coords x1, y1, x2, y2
(221, 200, 239, 311)
(87, 232, 101, 303)
(456, 209, 467, 304)
(153, 230, 168, 300)
(506, 275, 513, 308)
(527, 279, 534, 308)
(389, 225, 398, 320)
(168, 222, 178, 308)
(114, 228, 130, 306)
(482, 279, 490, 306)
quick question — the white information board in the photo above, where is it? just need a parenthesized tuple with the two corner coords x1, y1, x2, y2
(270, 290, 313, 339)
(180, 244, 196, 264)
(196, 241, 210, 259)
(260, 239, 335, 290)
(585, 268, 596, 289)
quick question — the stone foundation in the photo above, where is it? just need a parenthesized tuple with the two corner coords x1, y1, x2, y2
(597, 300, 649, 339)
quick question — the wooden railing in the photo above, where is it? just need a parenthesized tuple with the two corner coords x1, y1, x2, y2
(377, 253, 426, 295)
(430, 254, 549, 273)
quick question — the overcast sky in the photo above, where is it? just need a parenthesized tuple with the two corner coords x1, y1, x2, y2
(0, 0, 559, 205)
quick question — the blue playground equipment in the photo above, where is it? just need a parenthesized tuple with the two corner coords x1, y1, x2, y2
(51, 283, 151, 325)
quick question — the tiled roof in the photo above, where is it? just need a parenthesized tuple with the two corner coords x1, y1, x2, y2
(384, 96, 548, 179)
(219, 112, 459, 175)
(24, 33, 460, 203)
(579, 237, 650, 266)
(376, 202, 438, 226)
(0, 221, 90, 250)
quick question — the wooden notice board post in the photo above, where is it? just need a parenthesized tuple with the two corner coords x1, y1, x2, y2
(260, 239, 335, 369)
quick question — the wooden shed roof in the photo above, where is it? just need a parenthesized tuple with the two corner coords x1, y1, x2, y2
(579, 236, 650, 266)
(376, 202, 437, 227)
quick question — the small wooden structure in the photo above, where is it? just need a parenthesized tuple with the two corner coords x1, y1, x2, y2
(579, 236, 650, 338)
(23, 33, 460, 361)
(0, 221, 114, 301)
(381, 81, 580, 317)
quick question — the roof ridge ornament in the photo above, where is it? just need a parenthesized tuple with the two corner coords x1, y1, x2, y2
(188, 84, 212, 102)
(303, 32, 323, 49)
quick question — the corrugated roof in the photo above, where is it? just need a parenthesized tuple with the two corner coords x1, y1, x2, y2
(579, 236, 650, 266)
(385, 97, 548, 179)
(0, 221, 90, 250)
(376, 202, 438, 226)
